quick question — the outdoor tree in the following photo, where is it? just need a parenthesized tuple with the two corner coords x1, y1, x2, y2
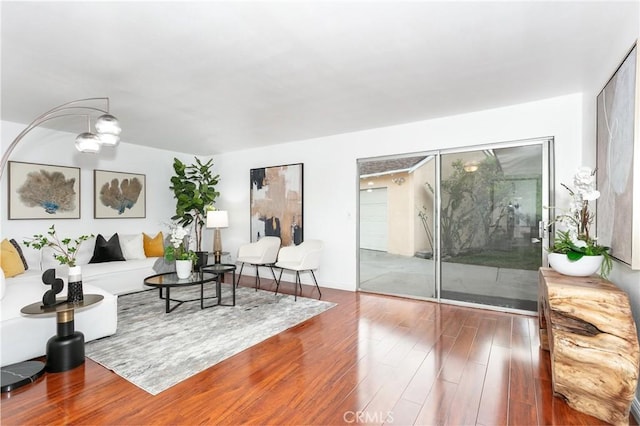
(438, 158, 513, 257)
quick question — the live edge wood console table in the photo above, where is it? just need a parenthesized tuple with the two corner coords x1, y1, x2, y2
(538, 267, 639, 425)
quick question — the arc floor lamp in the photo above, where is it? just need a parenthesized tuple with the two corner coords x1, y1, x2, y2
(0, 97, 122, 177)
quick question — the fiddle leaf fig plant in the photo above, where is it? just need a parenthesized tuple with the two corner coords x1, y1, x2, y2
(169, 157, 220, 252)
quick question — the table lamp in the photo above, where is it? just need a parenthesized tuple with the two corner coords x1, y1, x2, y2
(207, 210, 229, 264)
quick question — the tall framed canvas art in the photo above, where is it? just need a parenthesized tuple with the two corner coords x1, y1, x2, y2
(94, 169, 146, 218)
(250, 163, 303, 246)
(596, 42, 640, 269)
(8, 161, 80, 219)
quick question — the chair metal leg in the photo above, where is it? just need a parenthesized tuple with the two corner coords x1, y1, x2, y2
(294, 271, 300, 301)
(310, 270, 322, 299)
(275, 268, 306, 301)
(254, 264, 260, 291)
(236, 263, 245, 288)
(275, 268, 284, 295)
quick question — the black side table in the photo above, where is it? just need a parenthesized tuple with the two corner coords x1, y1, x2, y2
(20, 294, 104, 373)
(201, 263, 237, 306)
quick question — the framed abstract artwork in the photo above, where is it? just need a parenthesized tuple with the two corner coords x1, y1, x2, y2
(94, 169, 146, 219)
(8, 161, 81, 219)
(596, 42, 640, 269)
(250, 163, 303, 246)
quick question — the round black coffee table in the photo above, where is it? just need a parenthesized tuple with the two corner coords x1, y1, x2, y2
(143, 271, 219, 313)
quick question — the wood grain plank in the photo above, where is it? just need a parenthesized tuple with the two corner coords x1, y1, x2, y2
(414, 379, 458, 425)
(468, 317, 497, 365)
(401, 334, 456, 405)
(510, 316, 536, 406)
(444, 360, 487, 426)
(438, 325, 477, 384)
(476, 344, 510, 426)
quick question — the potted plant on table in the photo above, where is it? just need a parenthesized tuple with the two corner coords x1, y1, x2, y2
(548, 166, 612, 278)
(169, 157, 220, 268)
(164, 224, 198, 279)
(23, 225, 94, 302)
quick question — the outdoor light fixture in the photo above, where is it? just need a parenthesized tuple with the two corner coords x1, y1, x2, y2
(0, 97, 121, 176)
(463, 160, 480, 173)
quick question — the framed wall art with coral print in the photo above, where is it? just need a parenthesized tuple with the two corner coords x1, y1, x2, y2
(8, 161, 81, 219)
(94, 169, 146, 219)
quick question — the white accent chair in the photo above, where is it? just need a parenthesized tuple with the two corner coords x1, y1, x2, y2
(275, 240, 323, 301)
(236, 236, 281, 290)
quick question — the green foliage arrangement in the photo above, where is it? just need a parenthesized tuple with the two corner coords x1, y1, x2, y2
(23, 225, 93, 267)
(169, 157, 220, 251)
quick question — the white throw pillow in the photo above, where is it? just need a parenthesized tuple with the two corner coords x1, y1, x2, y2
(119, 234, 146, 260)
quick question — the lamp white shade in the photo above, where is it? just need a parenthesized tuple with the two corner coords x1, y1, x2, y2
(207, 210, 229, 228)
(95, 113, 122, 135)
(75, 132, 102, 153)
(97, 132, 121, 147)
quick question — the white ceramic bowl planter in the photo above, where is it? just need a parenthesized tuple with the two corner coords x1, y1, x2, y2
(548, 253, 603, 277)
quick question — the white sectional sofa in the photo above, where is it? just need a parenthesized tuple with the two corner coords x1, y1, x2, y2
(0, 234, 169, 367)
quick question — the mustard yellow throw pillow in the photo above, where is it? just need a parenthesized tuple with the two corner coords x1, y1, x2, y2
(1, 238, 26, 278)
(143, 232, 164, 257)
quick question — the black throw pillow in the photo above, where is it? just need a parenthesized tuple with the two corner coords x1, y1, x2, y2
(9, 238, 29, 270)
(89, 233, 126, 263)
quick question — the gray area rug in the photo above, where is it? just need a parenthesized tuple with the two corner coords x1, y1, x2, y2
(85, 285, 335, 395)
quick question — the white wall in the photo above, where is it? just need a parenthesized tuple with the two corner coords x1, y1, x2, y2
(0, 120, 208, 260)
(214, 93, 585, 291)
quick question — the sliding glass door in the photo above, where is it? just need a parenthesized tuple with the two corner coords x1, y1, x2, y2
(357, 138, 551, 313)
(358, 154, 437, 299)
(439, 142, 549, 311)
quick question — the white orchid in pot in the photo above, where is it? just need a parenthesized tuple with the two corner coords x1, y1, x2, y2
(164, 223, 197, 279)
(548, 167, 612, 278)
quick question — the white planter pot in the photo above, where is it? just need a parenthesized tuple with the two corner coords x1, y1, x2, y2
(548, 253, 603, 277)
(175, 260, 192, 279)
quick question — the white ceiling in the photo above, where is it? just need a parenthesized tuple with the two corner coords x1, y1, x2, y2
(1, 1, 638, 156)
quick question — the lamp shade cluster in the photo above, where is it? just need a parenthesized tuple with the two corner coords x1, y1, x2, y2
(75, 113, 122, 153)
(0, 97, 123, 177)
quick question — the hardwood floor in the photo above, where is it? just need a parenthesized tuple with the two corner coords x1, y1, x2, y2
(1, 277, 634, 425)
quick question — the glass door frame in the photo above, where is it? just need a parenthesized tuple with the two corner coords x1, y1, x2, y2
(356, 137, 553, 315)
(356, 150, 440, 301)
(436, 137, 553, 314)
